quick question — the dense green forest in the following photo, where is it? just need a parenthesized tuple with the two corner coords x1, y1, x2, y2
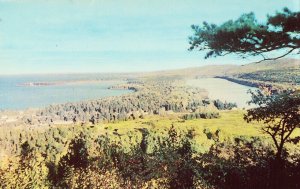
(1, 112, 300, 188)
(236, 68, 300, 85)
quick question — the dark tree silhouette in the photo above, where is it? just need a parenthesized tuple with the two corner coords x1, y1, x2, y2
(62, 138, 89, 168)
(56, 137, 89, 185)
(20, 141, 32, 157)
(189, 8, 300, 63)
(244, 90, 300, 189)
(244, 90, 300, 160)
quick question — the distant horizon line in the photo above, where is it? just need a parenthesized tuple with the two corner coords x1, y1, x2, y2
(0, 63, 239, 76)
(1, 57, 298, 76)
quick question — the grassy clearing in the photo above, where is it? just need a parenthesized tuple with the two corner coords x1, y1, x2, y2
(95, 110, 300, 153)
(94, 110, 266, 152)
(100, 110, 262, 136)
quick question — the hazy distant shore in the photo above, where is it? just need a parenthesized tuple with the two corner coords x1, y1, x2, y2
(17, 79, 126, 87)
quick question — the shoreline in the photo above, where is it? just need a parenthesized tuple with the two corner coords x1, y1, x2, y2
(214, 76, 260, 88)
(0, 79, 212, 127)
(215, 76, 299, 93)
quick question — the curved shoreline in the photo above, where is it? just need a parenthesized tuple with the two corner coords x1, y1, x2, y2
(0, 79, 215, 127)
(214, 76, 260, 88)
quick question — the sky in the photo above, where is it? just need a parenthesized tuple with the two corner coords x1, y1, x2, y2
(0, 0, 299, 75)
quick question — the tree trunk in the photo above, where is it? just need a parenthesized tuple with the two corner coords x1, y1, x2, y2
(270, 151, 284, 189)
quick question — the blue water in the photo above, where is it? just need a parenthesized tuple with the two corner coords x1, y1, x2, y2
(0, 75, 131, 110)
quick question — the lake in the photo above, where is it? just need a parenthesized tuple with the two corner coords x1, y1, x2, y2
(0, 75, 131, 110)
(187, 78, 257, 108)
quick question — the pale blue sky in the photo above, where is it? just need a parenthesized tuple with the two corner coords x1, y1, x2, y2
(0, 0, 299, 74)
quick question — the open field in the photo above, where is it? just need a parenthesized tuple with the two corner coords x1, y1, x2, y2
(99, 110, 299, 152)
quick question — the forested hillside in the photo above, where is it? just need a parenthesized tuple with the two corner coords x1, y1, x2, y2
(229, 59, 300, 86)
(123, 59, 300, 89)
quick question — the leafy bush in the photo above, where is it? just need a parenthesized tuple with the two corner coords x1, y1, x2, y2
(213, 99, 237, 110)
(182, 112, 220, 120)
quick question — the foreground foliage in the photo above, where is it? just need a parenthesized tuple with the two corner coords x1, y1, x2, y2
(0, 111, 300, 188)
(244, 90, 300, 189)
